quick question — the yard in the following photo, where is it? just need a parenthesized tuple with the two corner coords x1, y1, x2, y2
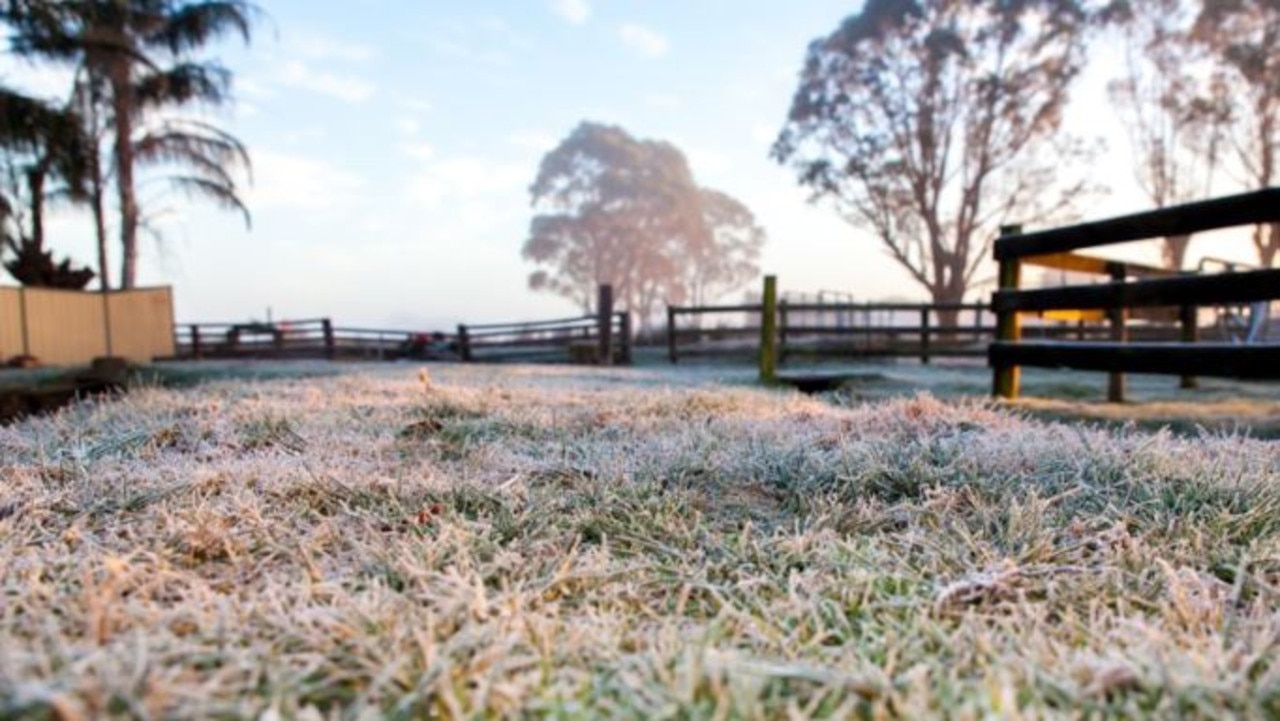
(1, 360, 1278, 718)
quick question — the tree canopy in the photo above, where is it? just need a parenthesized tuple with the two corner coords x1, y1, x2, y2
(772, 0, 1095, 317)
(524, 121, 764, 331)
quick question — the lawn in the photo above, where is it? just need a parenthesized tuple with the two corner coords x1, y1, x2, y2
(1, 361, 1278, 718)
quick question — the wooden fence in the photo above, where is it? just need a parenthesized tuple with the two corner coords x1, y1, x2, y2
(175, 286, 634, 366)
(0, 286, 175, 365)
(991, 188, 1280, 401)
(457, 312, 631, 364)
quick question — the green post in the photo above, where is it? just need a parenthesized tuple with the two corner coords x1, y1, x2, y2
(759, 275, 778, 384)
(992, 225, 1023, 399)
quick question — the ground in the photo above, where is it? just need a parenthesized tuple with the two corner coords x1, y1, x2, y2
(1, 360, 1278, 719)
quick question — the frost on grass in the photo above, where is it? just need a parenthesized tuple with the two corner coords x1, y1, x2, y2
(1, 362, 1279, 719)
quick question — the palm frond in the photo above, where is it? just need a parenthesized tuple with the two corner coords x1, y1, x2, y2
(151, 1, 257, 54)
(163, 174, 250, 229)
(133, 61, 231, 110)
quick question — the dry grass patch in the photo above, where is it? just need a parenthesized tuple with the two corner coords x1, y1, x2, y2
(0, 362, 1278, 719)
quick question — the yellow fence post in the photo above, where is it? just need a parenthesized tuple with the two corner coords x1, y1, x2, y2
(759, 275, 778, 384)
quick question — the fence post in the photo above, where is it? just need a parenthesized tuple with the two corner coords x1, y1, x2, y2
(667, 307, 678, 364)
(597, 284, 614, 366)
(191, 324, 202, 359)
(618, 311, 632, 365)
(457, 324, 472, 362)
(1179, 304, 1199, 389)
(992, 224, 1023, 399)
(920, 307, 931, 364)
(778, 299, 789, 364)
(760, 275, 778, 384)
(322, 318, 336, 360)
(1106, 263, 1128, 403)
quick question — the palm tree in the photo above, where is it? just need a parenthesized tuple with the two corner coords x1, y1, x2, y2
(0, 85, 96, 287)
(8, 0, 256, 288)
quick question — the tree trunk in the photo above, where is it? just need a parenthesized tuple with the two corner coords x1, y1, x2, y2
(92, 155, 110, 291)
(109, 61, 139, 289)
(26, 164, 47, 251)
(1160, 233, 1192, 271)
(1258, 223, 1280, 269)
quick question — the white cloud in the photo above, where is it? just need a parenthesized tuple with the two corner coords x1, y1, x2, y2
(550, 0, 590, 25)
(0, 60, 74, 102)
(277, 60, 376, 103)
(289, 31, 377, 63)
(250, 151, 365, 211)
(396, 117, 421, 135)
(400, 142, 436, 161)
(619, 24, 669, 58)
(645, 92, 681, 109)
(507, 130, 558, 154)
(405, 157, 526, 209)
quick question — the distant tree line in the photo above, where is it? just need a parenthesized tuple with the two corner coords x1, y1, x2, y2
(0, 0, 256, 290)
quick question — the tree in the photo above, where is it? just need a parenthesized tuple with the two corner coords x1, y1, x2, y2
(6, 0, 256, 288)
(0, 85, 96, 287)
(524, 122, 765, 333)
(1107, 0, 1228, 270)
(1189, 0, 1280, 267)
(772, 0, 1095, 325)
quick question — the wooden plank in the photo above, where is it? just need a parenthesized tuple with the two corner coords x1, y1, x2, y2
(1022, 252, 1175, 278)
(988, 341, 1280, 379)
(993, 269, 1280, 312)
(995, 188, 1280, 260)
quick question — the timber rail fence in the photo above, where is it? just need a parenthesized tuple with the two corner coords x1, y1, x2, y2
(991, 188, 1280, 401)
(667, 301, 994, 365)
(173, 285, 633, 366)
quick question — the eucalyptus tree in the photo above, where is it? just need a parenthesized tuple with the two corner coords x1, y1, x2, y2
(772, 0, 1096, 324)
(524, 121, 765, 333)
(1107, 0, 1227, 270)
(1188, 0, 1280, 267)
(7, 0, 256, 287)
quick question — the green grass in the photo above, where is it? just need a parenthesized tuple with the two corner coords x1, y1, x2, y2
(0, 361, 1278, 718)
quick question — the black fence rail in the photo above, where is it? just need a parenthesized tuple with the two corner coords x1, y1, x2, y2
(173, 319, 459, 361)
(457, 312, 631, 364)
(991, 187, 1280, 401)
(665, 298, 1132, 365)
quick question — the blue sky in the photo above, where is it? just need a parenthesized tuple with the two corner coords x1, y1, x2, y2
(3, 1, 1258, 329)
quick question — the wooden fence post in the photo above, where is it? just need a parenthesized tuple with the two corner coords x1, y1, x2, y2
(1106, 262, 1128, 403)
(778, 299, 789, 364)
(322, 318, 336, 360)
(597, 284, 614, 366)
(1179, 304, 1199, 389)
(618, 311, 632, 365)
(992, 225, 1023, 399)
(457, 324, 472, 362)
(191, 324, 202, 359)
(920, 307, 931, 364)
(760, 275, 778, 383)
(667, 307, 678, 364)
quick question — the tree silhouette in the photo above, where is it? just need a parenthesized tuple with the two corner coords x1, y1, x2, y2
(525, 122, 764, 333)
(0, 86, 96, 287)
(773, 0, 1095, 325)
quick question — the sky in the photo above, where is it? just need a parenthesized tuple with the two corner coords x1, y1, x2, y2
(0, 1, 1262, 330)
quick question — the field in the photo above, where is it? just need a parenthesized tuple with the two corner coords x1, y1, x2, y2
(2, 361, 1279, 719)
